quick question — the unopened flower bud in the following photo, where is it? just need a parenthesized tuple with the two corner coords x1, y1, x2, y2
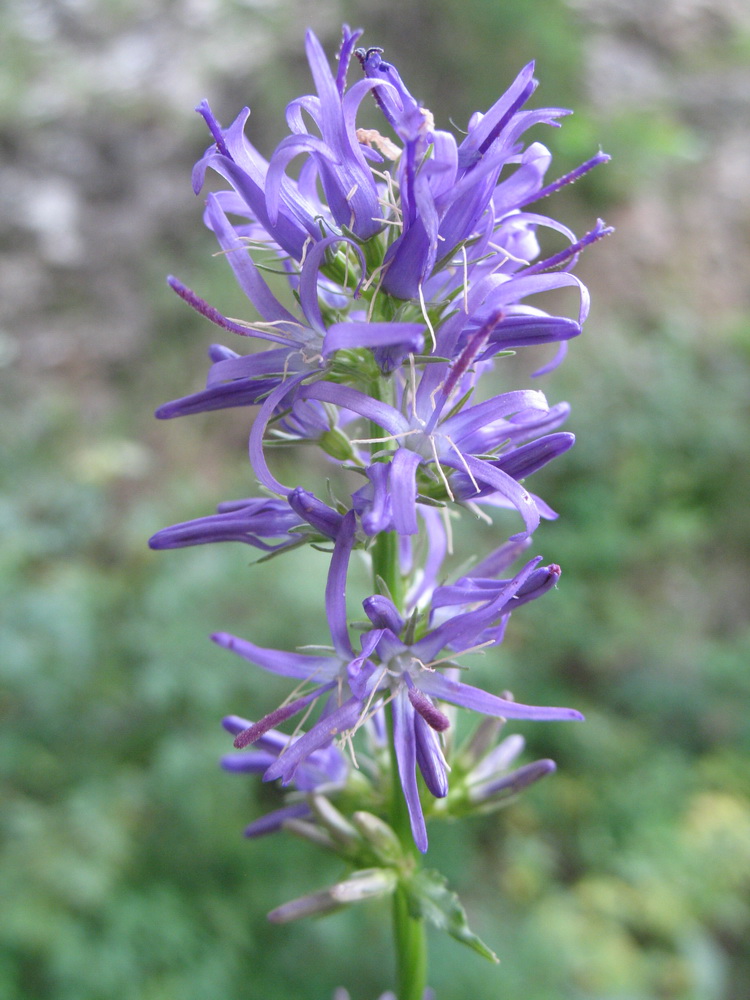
(268, 868, 397, 923)
(352, 811, 404, 865)
(319, 427, 357, 461)
(310, 793, 362, 849)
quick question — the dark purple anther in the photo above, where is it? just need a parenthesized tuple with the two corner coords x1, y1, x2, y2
(407, 686, 450, 733)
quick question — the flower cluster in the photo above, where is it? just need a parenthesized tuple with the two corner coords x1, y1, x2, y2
(151, 26, 609, 855)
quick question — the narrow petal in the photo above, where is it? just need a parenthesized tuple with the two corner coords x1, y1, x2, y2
(326, 511, 357, 658)
(302, 381, 409, 437)
(220, 751, 276, 773)
(414, 711, 449, 798)
(455, 454, 541, 536)
(417, 672, 584, 722)
(297, 236, 366, 334)
(469, 759, 556, 803)
(244, 803, 312, 838)
(440, 389, 548, 443)
(205, 194, 299, 325)
(155, 378, 277, 419)
(288, 487, 343, 538)
(233, 685, 334, 748)
(264, 697, 362, 784)
(248, 372, 311, 494)
(211, 631, 336, 681)
(468, 733, 526, 783)
(389, 448, 422, 535)
(392, 690, 428, 853)
(322, 321, 424, 358)
(362, 595, 404, 634)
(493, 432, 575, 480)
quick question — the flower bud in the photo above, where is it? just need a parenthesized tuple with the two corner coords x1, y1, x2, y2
(352, 811, 404, 865)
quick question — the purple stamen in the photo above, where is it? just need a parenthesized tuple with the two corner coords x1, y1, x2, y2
(522, 219, 614, 276)
(195, 99, 232, 160)
(407, 686, 451, 733)
(233, 685, 334, 749)
(519, 152, 611, 208)
(425, 309, 503, 434)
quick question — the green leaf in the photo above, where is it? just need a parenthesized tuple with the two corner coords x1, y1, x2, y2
(404, 869, 499, 963)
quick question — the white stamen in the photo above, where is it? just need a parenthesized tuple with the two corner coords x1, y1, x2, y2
(366, 269, 387, 322)
(408, 354, 418, 420)
(487, 240, 530, 267)
(226, 316, 305, 333)
(445, 434, 480, 493)
(463, 499, 493, 525)
(356, 129, 402, 160)
(299, 235, 314, 269)
(429, 436, 454, 501)
(460, 245, 470, 314)
(349, 668, 388, 739)
(338, 730, 360, 770)
(348, 428, 420, 446)
(418, 284, 436, 351)
(442, 506, 454, 555)
(426, 639, 494, 668)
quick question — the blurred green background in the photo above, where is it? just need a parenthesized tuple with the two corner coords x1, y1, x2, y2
(2, 0, 750, 997)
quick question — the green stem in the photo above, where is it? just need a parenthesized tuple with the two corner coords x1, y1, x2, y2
(388, 713, 428, 1000)
(371, 530, 405, 610)
(393, 880, 428, 1000)
(374, 536, 427, 999)
(368, 377, 428, 998)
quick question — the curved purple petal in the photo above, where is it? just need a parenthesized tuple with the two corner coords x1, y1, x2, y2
(248, 372, 311, 495)
(155, 377, 277, 419)
(220, 751, 277, 773)
(297, 236, 366, 334)
(392, 689, 428, 853)
(288, 487, 343, 538)
(389, 447, 422, 535)
(205, 194, 300, 326)
(414, 711, 449, 798)
(301, 381, 409, 437)
(493, 432, 575, 480)
(362, 595, 404, 634)
(439, 389, 548, 444)
(148, 499, 301, 550)
(417, 672, 583, 722)
(470, 759, 556, 803)
(212, 631, 337, 681)
(326, 511, 357, 658)
(453, 454, 541, 536)
(322, 321, 424, 358)
(357, 462, 392, 537)
(243, 803, 312, 838)
(263, 696, 362, 785)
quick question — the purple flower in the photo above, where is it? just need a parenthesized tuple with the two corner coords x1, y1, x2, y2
(449, 724, 557, 815)
(148, 491, 343, 552)
(221, 715, 348, 837)
(211, 512, 377, 768)
(265, 28, 385, 243)
(357, 50, 611, 300)
(355, 557, 579, 850)
(152, 26, 606, 862)
(299, 376, 571, 540)
(216, 515, 581, 852)
(149, 496, 304, 551)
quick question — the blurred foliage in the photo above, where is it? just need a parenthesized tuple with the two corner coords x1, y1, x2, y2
(2, 0, 750, 998)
